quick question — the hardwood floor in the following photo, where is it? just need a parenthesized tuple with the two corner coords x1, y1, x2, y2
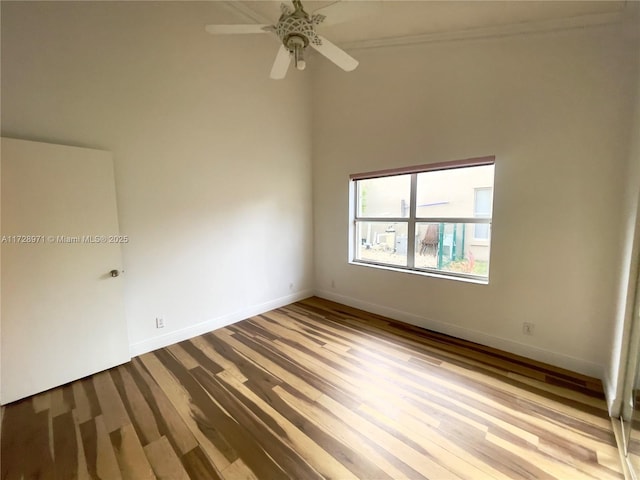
(1, 297, 623, 479)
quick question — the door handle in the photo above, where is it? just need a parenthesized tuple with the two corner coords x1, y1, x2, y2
(110, 269, 120, 277)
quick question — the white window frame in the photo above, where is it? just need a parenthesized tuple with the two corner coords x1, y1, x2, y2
(349, 156, 495, 282)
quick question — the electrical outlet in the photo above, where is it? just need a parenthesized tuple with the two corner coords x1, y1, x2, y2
(522, 322, 535, 336)
(156, 317, 165, 329)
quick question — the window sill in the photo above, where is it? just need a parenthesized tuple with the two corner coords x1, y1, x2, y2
(349, 260, 489, 285)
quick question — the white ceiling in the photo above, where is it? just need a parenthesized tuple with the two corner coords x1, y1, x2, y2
(223, 0, 627, 48)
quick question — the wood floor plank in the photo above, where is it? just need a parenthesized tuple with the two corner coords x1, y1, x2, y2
(79, 417, 99, 479)
(223, 325, 326, 401)
(32, 391, 51, 414)
(110, 365, 162, 447)
(166, 343, 201, 371)
(92, 371, 130, 434)
(80, 377, 102, 419)
(269, 322, 496, 446)
(357, 403, 510, 480)
(257, 383, 396, 480)
(138, 352, 234, 472)
(317, 392, 463, 480)
(297, 312, 613, 458)
(300, 298, 602, 397)
(53, 410, 78, 479)
(274, 383, 429, 480)
(93, 415, 123, 480)
(1, 399, 55, 480)
(190, 335, 236, 370)
(109, 423, 155, 480)
(72, 381, 94, 425)
(179, 339, 225, 375)
(128, 358, 199, 456)
(72, 410, 92, 480)
(486, 432, 613, 480)
(221, 458, 260, 480)
(181, 446, 224, 480)
(214, 367, 362, 480)
(154, 349, 290, 479)
(50, 384, 75, 418)
(0, 297, 624, 479)
(144, 435, 191, 480)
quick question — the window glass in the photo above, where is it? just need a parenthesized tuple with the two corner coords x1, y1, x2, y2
(416, 165, 494, 218)
(415, 222, 490, 276)
(473, 188, 493, 240)
(474, 224, 490, 240)
(355, 221, 408, 266)
(474, 188, 492, 216)
(357, 175, 410, 218)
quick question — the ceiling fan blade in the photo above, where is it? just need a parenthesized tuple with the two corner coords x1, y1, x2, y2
(313, 1, 382, 27)
(205, 24, 272, 35)
(270, 45, 291, 80)
(311, 35, 358, 72)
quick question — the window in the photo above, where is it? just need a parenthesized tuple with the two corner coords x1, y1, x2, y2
(350, 157, 495, 281)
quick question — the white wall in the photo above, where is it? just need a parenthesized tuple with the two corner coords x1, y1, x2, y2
(1, 1, 314, 354)
(312, 22, 639, 378)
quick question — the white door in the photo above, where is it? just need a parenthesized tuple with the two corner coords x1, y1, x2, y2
(1, 137, 130, 404)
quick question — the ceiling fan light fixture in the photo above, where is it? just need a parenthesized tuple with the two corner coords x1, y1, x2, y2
(287, 35, 307, 71)
(294, 45, 306, 70)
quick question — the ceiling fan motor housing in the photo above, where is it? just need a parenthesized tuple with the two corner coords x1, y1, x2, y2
(275, 3, 324, 50)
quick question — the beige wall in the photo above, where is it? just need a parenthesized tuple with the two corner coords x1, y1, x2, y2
(312, 22, 639, 379)
(1, 1, 314, 354)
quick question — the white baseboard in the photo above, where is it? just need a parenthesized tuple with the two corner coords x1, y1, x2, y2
(315, 289, 604, 380)
(128, 290, 314, 358)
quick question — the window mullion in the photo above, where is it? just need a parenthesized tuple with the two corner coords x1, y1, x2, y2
(407, 173, 418, 268)
(414, 217, 491, 224)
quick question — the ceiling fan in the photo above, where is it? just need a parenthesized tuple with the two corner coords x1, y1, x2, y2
(205, 0, 360, 80)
